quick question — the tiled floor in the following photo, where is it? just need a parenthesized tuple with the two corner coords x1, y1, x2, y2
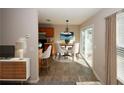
(38, 55, 98, 85)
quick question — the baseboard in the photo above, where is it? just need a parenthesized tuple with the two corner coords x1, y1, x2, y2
(92, 68, 105, 85)
(28, 78, 39, 84)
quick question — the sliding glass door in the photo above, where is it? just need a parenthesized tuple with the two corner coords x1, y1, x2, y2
(80, 26, 93, 67)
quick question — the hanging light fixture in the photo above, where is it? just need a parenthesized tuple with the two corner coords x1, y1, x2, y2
(60, 20, 74, 44)
(64, 20, 71, 35)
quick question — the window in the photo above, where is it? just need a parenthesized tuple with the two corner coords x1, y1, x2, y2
(116, 12, 124, 84)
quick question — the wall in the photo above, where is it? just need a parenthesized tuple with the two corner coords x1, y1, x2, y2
(53, 25, 80, 42)
(1, 9, 39, 82)
(80, 8, 122, 84)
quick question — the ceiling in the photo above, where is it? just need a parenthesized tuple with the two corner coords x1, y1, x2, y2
(38, 8, 101, 25)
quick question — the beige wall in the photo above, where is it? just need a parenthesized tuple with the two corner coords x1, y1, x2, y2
(53, 25, 80, 42)
(80, 8, 122, 84)
(1, 9, 39, 82)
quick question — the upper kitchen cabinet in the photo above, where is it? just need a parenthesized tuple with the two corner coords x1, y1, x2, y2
(39, 27, 54, 37)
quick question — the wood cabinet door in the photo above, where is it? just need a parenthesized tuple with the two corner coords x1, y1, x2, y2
(39, 28, 45, 32)
(1, 62, 15, 79)
(1, 62, 26, 79)
(45, 28, 54, 37)
(0, 63, 2, 79)
(14, 62, 26, 79)
(39, 27, 54, 37)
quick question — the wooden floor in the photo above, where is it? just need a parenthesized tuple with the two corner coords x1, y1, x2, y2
(38, 56, 98, 85)
(0, 55, 98, 85)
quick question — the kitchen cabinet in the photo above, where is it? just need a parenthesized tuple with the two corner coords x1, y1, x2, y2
(39, 27, 54, 37)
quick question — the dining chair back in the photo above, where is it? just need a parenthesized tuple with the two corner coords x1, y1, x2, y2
(40, 45, 52, 72)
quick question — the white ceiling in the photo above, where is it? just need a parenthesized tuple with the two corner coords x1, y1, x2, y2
(38, 8, 101, 25)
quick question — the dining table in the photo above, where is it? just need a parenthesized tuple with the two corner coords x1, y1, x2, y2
(60, 43, 74, 56)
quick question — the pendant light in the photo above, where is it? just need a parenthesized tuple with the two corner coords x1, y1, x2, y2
(64, 20, 71, 35)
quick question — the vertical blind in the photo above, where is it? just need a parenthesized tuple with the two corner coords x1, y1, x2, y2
(116, 12, 124, 84)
